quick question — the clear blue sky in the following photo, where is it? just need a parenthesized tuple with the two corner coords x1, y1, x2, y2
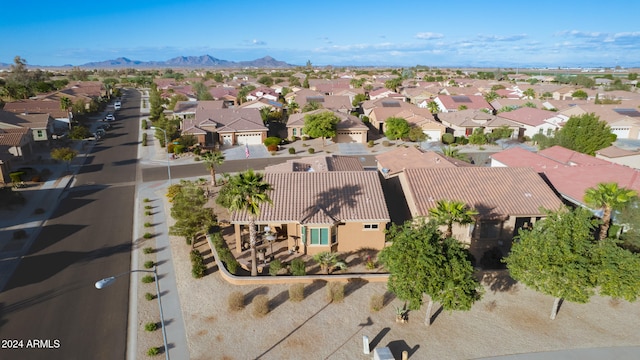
(3, 0, 639, 68)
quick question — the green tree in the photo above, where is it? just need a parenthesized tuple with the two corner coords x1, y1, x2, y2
(302, 101, 323, 112)
(384, 78, 403, 92)
(505, 207, 598, 319)
(590, 239, 640, 301)
(428, 200, 478, 238)
(60, 96, 72, 112)
(427, 101, 440, 114)
(193, 81, 213, 100)
(571, 90, 588, 100)
(202, 151, 225, 186)
(379, 219, 482, 325)
(50, 147, 78, 170)
(384, 117, 410, 140)
(523, 88, 536, 99)
(352, 93, 367, 107)
(257, 76, 274, 86)
(169, 181, 216, 249)
(225, 170, 273, 276)
(407, 126, 427, 142)
(484, 90, 499, 103)
(148, 83, 163, 122)
(583, 182, 638, 240)
(440, 146, 468, 162)
(303, 111, 339, 148)
(312, 252, 347, 274)
(468, 127, 488, 145)
(617, 197, 640, 253)
(68, 125, 91, 140)
(554, 113, 616, 155)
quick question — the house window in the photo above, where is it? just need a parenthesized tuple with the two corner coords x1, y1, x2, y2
(37, 130, 43, 137)
(546, 128, 553, 136)
(479, 221, 502, 239)
(538, 128, 543, 134)
(309, 228, 329, 245)
(293, 128, 297, 136)
(363, 224, 379, 230)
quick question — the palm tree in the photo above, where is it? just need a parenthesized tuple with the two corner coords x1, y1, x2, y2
(583, 182, 638, 240)
(202, 151, 225, 186)
(428, 200, 479, 238)
(227, 169, 272, 276)
(440, 146, 468, 162)
(427, 100, 440, 114)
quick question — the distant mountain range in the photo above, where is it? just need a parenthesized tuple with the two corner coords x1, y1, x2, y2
(0, 55, 296, 69)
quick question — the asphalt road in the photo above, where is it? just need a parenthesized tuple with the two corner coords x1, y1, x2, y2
(0, 90, 140, 359)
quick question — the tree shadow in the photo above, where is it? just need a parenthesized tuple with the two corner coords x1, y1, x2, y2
(246, 286, 269, 303)
(383, 291, 396, 307)
(344, 278, 368, 297)
(269, 290, 289, 311)
(386, 340, 420, 359)
(304, 280, 326, 298)
(430, 305, 444, 325)
(480, 270, 518, 293)
(369, 326, 390, 350)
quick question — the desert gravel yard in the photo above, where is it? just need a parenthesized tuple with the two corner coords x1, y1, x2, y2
(134, 187, 640, 360)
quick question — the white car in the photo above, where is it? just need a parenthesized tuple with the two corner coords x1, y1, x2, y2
(114, 101, 121, 110)
(105, 113, 115, 121)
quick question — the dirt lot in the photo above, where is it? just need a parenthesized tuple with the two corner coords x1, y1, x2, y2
(134, 186, 640, 360)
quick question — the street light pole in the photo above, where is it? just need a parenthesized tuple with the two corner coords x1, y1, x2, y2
(95, 267, 169, 360)
(150, 126, 172, 184)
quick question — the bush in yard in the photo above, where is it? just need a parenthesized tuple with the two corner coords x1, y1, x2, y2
(145, 322, 158, 332)
(289, 284, 305, 302)
(141, 119, 148, 129)
(141, 275, 155, 284)
(143, 247, 154, 254)
(210, 232, 239, 274)
(326, 282, 345, 303)
(441, 133, 454, 144)
(143, 232, 153, 239)
(291, 258, 306, 276)
(145, 292, 155, 301)
(142, 133, 147, 146)
(190, 249, 206, 278)
(143, 198, 151, 203)
(144, 222, 152, 228)
(144, 260, 154, 269)
(382, 140, 391, 147)
(367, 140, 374, 148)
(228, 291, 245, 311)
(145, 205, 152, 210)
(263, 136, 281, 147)
(370, 294, 384, 312)
(288, 147, 296, 155)
(147, 347, 160, 356)
(252, 294, 270, 317)
(269, 259, 283, 276)
(267, 144, 278, 152)
(308, 147, 315, 154)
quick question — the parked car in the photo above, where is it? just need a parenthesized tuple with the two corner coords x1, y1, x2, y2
(114, 101, 121, 110)
(105, 113, 115, 121)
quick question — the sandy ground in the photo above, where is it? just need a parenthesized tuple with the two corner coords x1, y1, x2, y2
(132, 187, 640, 360)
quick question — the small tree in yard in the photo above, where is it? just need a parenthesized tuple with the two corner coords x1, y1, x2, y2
(384, 117, 410, 140)
(51, 147, 78, 170)
(583, 182, 637, 241)
(201, 151, 225, 186)
(303, 111, 339, 148)
(379, 219, 481, 326)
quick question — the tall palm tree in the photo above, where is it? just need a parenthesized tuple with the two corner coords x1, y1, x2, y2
(202, 151, 225, 186)
(428, 200, 479, 238)
(427, 100, 440, 114)
(583, 182, 638, 240)
(227, 169, 272, 276)
(440, 146, 468, 162)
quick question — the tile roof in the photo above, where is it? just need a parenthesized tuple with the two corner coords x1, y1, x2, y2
(0, 128, 29, 146)
(436, 95, 493, 111)
(231, 172, 390, 225)
(264, 155, 364, 173)
(401, 167, 564, 220)
(286, 109, 367, 130)
(491, 146, 640, 205)
(376, 147, 473, 177)
(496, 107, 560, 127)
(182, 107, 266, 135)
(596, 145, 640, 158)
(0, 110, 51, 129)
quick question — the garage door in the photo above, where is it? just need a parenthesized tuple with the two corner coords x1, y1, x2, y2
(335, 131, 364, 143)
(236, 133, 262, 145)
(611, 127, 630, 139)
(423, 130, 441, 142)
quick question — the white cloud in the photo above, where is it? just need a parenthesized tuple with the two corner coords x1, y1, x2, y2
(415, 32, 444, 40)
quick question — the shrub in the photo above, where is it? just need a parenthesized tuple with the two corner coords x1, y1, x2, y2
(144, 222, 152, 228)
(145, 292, 155, 301)
(144, 322, 158, 332)
(147, 347, 160, 356)
(252, 294, 270, 317)
(291, 258, 306, 276)
(143, 232, 153, 239)
(267, 144, 278, 152)
(143, 198, 151, 203)
(194, 156, 200, 161)
(13, 229, 27, 240)
(144, 210, 152, 216)
(173, 144, 186, 154)
(441, 133, 454, 144)
(263, 136, 281, 147)
(289, 284, 305, 302)
(143, 247, 154, 254)
(190, 250, 206, 278)
(370, 294, 384, 312)
(144, 260, 155, 269)
(381, 140, 390, 147)
(288, 147, 296, 155)
(210, 232, 239, 274)
(308, 147, 315, 154)
(367, 140, 374, 148)
(228, 291, 245, 311)
(141, 119, 148, 129)
(269, 259, 283, 276)
(141, 275, 155, 283)
(326, 282, 345, 303)
(145, 205, 152, 210)
(142, 133, 147, 146)
(9, 171, 24, 183)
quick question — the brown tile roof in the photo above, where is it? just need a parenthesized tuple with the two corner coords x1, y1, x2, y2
(436, 95, 493, 111)
(0, 110, 50, 129)
(401, 167, 563, 219)
(496, 107, 560, 127)
(376, 147, 473, 177)
(3, 100, 68, 119)
(231, 172, 390, 225)
(596, 145, 640, 158)
(182, 107, 266, 135)
(265, 155, 364, 173)
(0, 128, 29, 146)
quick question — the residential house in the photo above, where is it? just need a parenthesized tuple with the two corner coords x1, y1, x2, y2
(3, 99, 71, 131)
(368, 88, 403, 101)
(363, 98, 433, 133)
(490, 146, 640, 208)
(231, 171, 391, 256)
(173, 101, 200, 120)
(286, 109, 368, 143)
(246, 87, 279, 102)
(294, 93, 353, 114)
(180, 103, 267, 148)
(393, 109, 446, 141)
(264, 154, 364, 173)
(0, 127, 34, 170)
(398, 167, 564, 261)
(557, 104, 640, 139)
(433, 94, 493, 113)
(375, 146, 474, 179)
(596, 145, 640, 169)
(238, 98, 284, 113)
(0, 110, 53, 145)
(496, 107, 566, 138)
(437, 109, 520, 138)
